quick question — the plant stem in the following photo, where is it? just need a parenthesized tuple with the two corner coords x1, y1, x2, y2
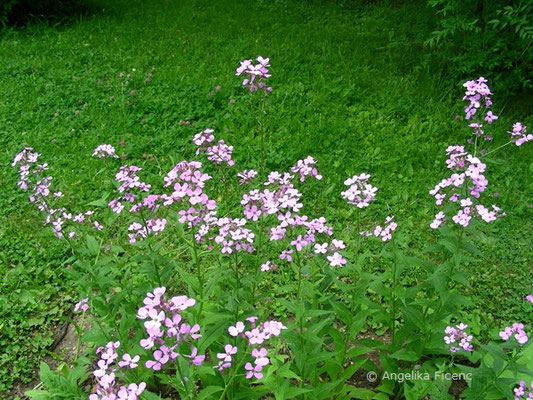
(175, 358, 192, 399)
(483, 140, 512, 156)
(140, 210, 162, 286)
(251, 217, 264, 304)
(295, 250, 303, 300)
(217, 345, 250, 400)
(191, 228, 204, 321)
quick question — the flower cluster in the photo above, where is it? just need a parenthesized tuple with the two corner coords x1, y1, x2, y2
(444, 323, 474, 353)
(463, 77, 498, 141)
(192, 129, 215, 153)
(341, 173, 377, 208)
(463, 77, 493, 120)
(499, 323, 529, 345)
(260, 260, 277, 272)
(527, 295, 533, 305)
(271, 213, 345, 267)
(514, 381, 533, 400)
(213, 217, 255, 254)
(162, 161, 213, 207)
(224, 317, 286, 379)
(508, 122, 532, 147)
(128, 218, 167, 244)
(372, 216, 398, 242)
(237, 169, 258, 185)
(109, 165, 151, 214)
(290, 156, 322, 182)
(89, 341, 145, 400)
(235, 56, 272, 92)
(193, 129, 235, 167)
(241, 174, 303, 220)
(214, 344, 238, 372)
(12, 147, 100, 238)
(430, 146, 504, 228)
(74, 298, 89, 312)
(92, 144, 119, 159)
(137, 288, 204, 370)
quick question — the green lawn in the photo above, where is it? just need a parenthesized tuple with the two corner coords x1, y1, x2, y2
(1, 0, 531, 395)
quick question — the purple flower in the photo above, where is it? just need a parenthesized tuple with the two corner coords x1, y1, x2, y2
(499, 323, 529, 345)
(280, 249, 293, 262)
(430, 146, 504, 228)
(373, 216, 398, 242)
(251, 348, 269, 367)
(92, 144, 119, 159)
(237, 169, 258, 185)
(89, 341, 145, 400)
(341, 173, 377, 208)
(118, 353, 139, 369)
(138, 288, 202, 372)
(236, 56, 272, 92)
(290, 156, 322, 182)
(217, 344, 238, 363)
(513, 380, 533, 400)
(444, 323, 474, 353)
(228, 321, 245, 337)
(244, 362, 263, 379)
(327, 252, 347, 267)
(508, 122, 533, 146)
(74, 298, 89, 313)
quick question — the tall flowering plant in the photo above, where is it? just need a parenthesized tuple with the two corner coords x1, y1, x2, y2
(12, 65, 532, 400)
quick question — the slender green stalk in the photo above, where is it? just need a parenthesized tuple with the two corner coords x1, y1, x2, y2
(217, 345, 250, 400)
(250, 216, 264, 304)
(294, 250, 303, 300)
(140, 210, 162, 286)
(483, 140, 512, 156)
(175, 358, 192, 399)
(191, 227, 204, 320)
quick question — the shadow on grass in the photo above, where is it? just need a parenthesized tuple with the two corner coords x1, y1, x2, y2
(1, 0, 111, 29)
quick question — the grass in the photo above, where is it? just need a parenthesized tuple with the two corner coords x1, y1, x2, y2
(1, 0, 531, 395)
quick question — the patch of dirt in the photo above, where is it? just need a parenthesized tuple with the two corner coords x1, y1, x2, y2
(347, 329, 392, 389)
(10, 315, 85, 399)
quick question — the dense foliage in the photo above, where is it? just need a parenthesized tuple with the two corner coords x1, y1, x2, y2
(425, 0, 533, 92)
(9, 60, 533, 399)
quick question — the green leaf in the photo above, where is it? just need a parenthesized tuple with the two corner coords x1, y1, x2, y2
(197, 386, 224, 400)
(390, 349, 419, 361)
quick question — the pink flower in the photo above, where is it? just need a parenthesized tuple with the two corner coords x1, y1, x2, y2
(146, 350, 169, 370)
(290, 156, 322, 182)
(183, 347, 205, 366)
(244, 362, 263, 379)
(217, 344, 238, 362)
(229, 321, 245, 336)
(508, 122, 532, 146)
(118, 353, 140, 369)
(236, 56, 272, 92)
(237, 169, 258, 185)
(327, 252, 347, 267)
(251, 348, 269, 366)
(341, 173, 377, 208)
(499, 323, 529, 345)
(92, 144, 119, 159)
(260, 261, 276, 272)
(444, 323, 474, 353)
(314, 243, 328, 254)
(74, 298, 89, 312)
(280, 249, 293, 262)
